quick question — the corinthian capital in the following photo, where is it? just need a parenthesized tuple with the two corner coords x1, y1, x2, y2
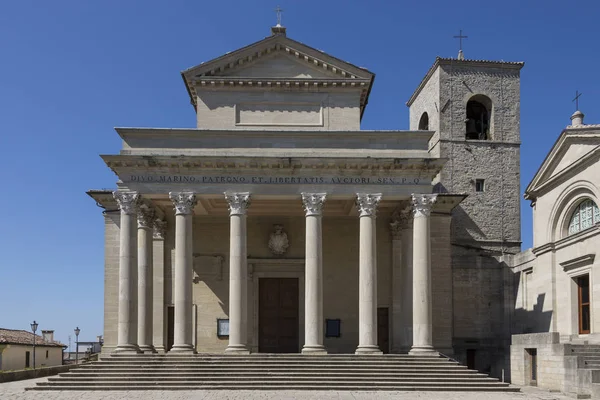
(169, 192, 197, 215)
(356, 193, 382, 217)
(153, 219, 167, 240)
(225, 192, 251, 215)
(411, 194, 437, 218)
(137, 204, 155, 229)
(301, 193, 327, 216)
(113, 191, 141, 215)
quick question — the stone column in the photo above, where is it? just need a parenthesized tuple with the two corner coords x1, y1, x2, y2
(400, 217, 414, 352)
(152, 218, 167, 353)
(409, 193, 438, 356)
(169, 192, 197, 353)
(225, 192, 251, 354)
(389, 209, 404, 353)
(113, 191, 141, 354)
(301, 193, 327, 355)
(355, 193, 383, 355)
(137, 204, 156, 353)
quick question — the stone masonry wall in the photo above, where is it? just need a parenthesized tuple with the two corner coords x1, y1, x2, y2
(408, 61, 522, 378)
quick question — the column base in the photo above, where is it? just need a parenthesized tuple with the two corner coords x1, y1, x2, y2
(408, 346, 439, 357)
(113, 344, 142, 354)
(355, 345, 383, 355)
(167, 344, 196, 354)
(138, 345, 157, 354)
(302, 345, 328, 355)
(154, 346, 167, 354)
(225, 345, 250, 354)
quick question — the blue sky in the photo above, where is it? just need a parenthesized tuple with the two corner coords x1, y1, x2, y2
(1, 0, 599, 348)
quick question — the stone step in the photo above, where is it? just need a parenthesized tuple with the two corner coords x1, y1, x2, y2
(35, 380, 512, 387)
(49, 375, 499, 382)
(101, 357, 452, 363)
(32, 354, 516, 392)
(107, 353, 433, 358)
(77, 365, 469, 372)
(89, 360, 457, 366)
(30, 384, 520, 391)
(61, 369, 487, 379)
(68, 369, 475, 377)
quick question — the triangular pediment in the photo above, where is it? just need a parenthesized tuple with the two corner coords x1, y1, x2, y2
(217, 52, 339, 79)
(181, 32, 375, 118)
(182, 33, 373, 82)
(526, 128, 600, 198)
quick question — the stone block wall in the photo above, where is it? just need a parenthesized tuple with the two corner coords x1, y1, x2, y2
(195, 90, 362, 131)
(511, 332, 598, 397)
(186, 214, 394, 353)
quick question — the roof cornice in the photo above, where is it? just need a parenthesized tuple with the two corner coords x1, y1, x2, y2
(406, 57, 524, 106)
(181, 34, 375, 120)
(101, 155, 446, 172)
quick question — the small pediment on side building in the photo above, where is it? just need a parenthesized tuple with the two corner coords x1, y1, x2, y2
(550, 143, 598, 178)
(526, 130, 600, 198)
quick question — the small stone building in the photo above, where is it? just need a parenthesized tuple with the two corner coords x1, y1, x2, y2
(89, 24, 524, 379)
(509, 110, 600, 397)
(0, 329, 65, 371)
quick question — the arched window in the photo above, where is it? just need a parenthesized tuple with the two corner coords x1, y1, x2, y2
(465, 95, 491, 140)
(418, 112, 429, 130)
(568, 199, 600, 235)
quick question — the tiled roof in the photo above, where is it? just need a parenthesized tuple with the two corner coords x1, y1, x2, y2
(0, 328, 66, 347)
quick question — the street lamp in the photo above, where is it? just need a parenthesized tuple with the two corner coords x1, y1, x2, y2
(74, 327, 80, 364)
(30, 320, 38, 370)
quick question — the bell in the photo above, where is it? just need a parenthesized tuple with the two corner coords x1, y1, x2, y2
(466, 119, 478, 135)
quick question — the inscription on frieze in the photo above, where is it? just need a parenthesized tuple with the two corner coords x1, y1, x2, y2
(127, 174, 424, 185)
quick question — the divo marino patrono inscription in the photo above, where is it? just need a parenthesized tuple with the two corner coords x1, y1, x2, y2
(127, 174, 423, 185)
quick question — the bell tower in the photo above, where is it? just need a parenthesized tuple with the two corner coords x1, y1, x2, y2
(407, 55, 524, 376)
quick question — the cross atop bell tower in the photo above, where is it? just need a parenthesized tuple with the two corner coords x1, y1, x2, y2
(271, 5, 286, 36)
(453, 29, 468, 60)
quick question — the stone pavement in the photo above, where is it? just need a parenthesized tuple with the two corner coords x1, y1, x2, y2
(0, 378, 575, 400)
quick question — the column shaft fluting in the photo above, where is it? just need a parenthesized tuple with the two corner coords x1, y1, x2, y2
(169, 192, 197, 353)
(137, 205, 155, 353)
(113, 191, 141, 354)
(301, 193, 327, 355)
(225, 192, 251, 354)
(409, 194, 438, 356)
(355, 193, 383, 355)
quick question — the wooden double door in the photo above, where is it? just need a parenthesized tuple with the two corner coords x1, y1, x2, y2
(258, 278, 300, 353)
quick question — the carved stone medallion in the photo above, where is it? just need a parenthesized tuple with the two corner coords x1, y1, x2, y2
(268, 224, 289, 256)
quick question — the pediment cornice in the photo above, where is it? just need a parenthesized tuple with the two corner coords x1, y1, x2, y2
(181, 33, 375, 119)
(101, 155, 444, 176)
(525, 130, 600, 200)
(183, 35, 373, 81)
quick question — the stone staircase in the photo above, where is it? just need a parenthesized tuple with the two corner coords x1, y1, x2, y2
(570, 344, 600, 369)
(29, 354, 519, 391)
(566, 344, 600, 398)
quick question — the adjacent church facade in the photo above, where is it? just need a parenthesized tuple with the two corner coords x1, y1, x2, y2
(89, 25, 524, 378)
(509, 110, 600, 396)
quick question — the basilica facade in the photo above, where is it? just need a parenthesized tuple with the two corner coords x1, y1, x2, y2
(89, 25, 523, 378)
